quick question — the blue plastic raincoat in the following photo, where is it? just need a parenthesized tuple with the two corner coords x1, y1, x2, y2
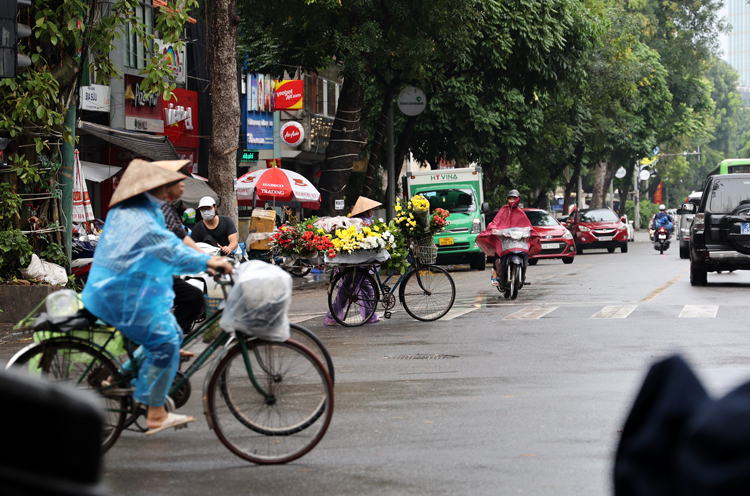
(82, 194, 210, 407)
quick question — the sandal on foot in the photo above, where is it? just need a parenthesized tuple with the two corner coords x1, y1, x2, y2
(491, 277, 499, 286)
(145, 413, 195, 436)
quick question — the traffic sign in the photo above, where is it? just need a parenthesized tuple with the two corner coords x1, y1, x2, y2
(653, 146, 660, 156)
(639, 170, 650, 181)
(615, 167, 627, 179)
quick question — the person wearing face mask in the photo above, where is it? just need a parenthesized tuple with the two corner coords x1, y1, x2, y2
(475, 189, 535, 289)
(190, 196, 239, 257)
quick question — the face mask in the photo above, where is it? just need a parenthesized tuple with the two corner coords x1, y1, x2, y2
(201, 210, 216, 221)
(508, 198, 520, 209)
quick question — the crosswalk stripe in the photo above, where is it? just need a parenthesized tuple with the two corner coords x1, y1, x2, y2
(590, 305, 637, 319)
(505, 307, 558, 320)
(442, 307, 478, 320)
(679, 305, 718, 318)
(289, 313, 326, 324)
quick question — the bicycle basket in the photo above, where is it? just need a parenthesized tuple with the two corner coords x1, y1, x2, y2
(415, 237, 438, 264)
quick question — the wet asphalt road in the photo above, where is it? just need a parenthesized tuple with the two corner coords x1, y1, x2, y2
(4, 232, 750, 495)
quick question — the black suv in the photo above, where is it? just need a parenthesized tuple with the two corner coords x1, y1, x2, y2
(688, 173, 750, 285)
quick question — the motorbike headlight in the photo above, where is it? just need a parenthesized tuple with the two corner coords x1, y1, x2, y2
(579, 226, 590, 232)
(617, 224, 628, 230)
(471, 218, 481, 234)
(562, 229, 573, 240)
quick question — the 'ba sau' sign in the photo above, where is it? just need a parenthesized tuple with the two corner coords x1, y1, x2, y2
(274, 80, 304, 110)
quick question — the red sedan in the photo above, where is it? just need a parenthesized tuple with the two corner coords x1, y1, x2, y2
(523, 208, 576, 265)
(563, 207, 628, 253)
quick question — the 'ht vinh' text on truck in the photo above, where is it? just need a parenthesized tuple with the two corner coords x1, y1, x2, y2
(403, 167, 490, 270)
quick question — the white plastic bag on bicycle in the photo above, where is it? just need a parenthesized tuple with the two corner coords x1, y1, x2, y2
(220, 260, 292, 341)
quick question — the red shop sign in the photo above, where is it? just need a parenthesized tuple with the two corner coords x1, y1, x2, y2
(161, 88, 200, 150)
(274, 80, 303, 110)
(280, 121, 305, 147)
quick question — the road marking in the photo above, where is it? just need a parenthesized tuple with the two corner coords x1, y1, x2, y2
(641, 275, 684, 302)
(679, 305, 718, 318)
(442, 307, 478, 320)
(505, 307, 558, 320)
(289, 313, 326, 323)
(590, 305, 637, 319)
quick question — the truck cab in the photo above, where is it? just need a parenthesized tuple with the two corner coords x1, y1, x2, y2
(403, 167, 489, 270)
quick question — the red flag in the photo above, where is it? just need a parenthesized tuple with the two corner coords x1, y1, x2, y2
(654, 182, 663, 204)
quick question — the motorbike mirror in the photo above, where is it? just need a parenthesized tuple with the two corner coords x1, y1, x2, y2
(620, 216, 626, 223)
(560, 221, 567, 227)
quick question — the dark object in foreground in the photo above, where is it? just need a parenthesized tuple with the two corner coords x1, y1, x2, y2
(615, 354, 750, 496)
(0, 367, 105, 496)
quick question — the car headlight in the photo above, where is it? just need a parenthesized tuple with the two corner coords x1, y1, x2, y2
(471, 218, 481, 234)
(617, 224, 627, 230)
(579, 226, 590, 232)
(562, 229, 573, 240)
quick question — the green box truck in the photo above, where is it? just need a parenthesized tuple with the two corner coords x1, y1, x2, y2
(403, 167, 489, 271)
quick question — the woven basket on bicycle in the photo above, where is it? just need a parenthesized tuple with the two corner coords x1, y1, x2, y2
(413, 236, 438, 265)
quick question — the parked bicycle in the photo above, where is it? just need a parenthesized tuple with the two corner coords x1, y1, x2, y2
(6, 274, 334, 465)
(326, 238, 456, 326)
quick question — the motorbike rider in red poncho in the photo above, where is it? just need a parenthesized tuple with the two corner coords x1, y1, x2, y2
(475, 189, 538, 289)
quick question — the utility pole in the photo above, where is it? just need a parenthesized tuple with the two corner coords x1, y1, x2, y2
(577, 175, 583, 209)
(634, 163, 640, 230)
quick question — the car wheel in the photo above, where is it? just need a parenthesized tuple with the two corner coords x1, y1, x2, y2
(690, 264, 708, 286)
(562, 257, 574, 265)
(607, 247, 615, 253)
(621, 243, 628, 253)
(576, 244, 583, 254)
(474, 253, 486, 271)
(679, 244, 689, 259)
(528, 259, 538, 266)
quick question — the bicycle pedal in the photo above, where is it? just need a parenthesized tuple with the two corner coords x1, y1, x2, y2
(384, 311, 392, 319)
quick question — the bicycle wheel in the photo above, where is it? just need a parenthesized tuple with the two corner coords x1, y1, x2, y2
(399, 265, 456, 321)
(7, 338, 127, 452)
(290, 323, 335, 385)
(510, 264, 522, 300)
(207, 338, 334, 465)
(327, 267, 379, 327)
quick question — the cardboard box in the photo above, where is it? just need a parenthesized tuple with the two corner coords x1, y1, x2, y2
(247, 208, 276, 250)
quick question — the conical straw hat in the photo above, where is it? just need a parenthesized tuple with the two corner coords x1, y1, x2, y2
(109, 159, 187, 207)
(151, 159, 192, 172)
(350, 196, 382, 217)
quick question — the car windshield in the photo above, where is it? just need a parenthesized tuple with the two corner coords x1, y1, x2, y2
(579, 209, 619, 222)
(708, 179, 750, 213)
(525, 210, 559, 226)
(419, 188, 477, 214)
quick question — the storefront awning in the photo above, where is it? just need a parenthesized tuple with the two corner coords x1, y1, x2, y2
(80, 161, 122, 183)
(78, 120, 179, 161)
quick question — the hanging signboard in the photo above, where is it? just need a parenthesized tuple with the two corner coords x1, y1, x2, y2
(397, 87, 427, 116)
(280, 121, 305, 147)
(79, 85, 110, 112)
(154, 39, 186, 83)
(274, 80, 304, 110)
(615, 167, 627, 179)
(654, 182, 663, 204)
(241, 149, 259, 162)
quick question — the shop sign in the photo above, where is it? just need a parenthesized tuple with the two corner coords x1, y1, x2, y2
(246, 111, 274, 149)
(79, 84, 110, 112)
(162, 88, 199, 149)
(124, 75, 163, 130)
(274, 80, 303, 110)
(247, 73, 275, 112)
(280, 121, 305, 147)
(397, 86, 427, 116)
(154, 38, 186, 83)
(241, 149, 259, 162)
(125, 116, 164, 133)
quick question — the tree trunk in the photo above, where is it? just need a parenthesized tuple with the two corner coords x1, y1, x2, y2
(362, 83, 397, 196)
(317, 78, 368, 216)
(208, 0, 240, 226)
(617, 161, 636, 217)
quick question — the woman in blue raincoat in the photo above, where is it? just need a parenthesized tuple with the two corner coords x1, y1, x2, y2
(82, 159, 233, 435)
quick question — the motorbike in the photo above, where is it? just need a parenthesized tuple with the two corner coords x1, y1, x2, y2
(494, 227, 530, 300)
(654, 226, 671, 254)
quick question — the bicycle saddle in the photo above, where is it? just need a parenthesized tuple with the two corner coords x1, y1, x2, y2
(31, 308, 98, 333)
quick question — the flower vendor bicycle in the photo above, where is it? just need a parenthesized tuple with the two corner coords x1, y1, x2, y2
(6, 276, 335, 465)
(326, 241, 456, 327)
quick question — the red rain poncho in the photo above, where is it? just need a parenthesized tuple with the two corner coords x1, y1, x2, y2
(476, 203, 539, 257)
